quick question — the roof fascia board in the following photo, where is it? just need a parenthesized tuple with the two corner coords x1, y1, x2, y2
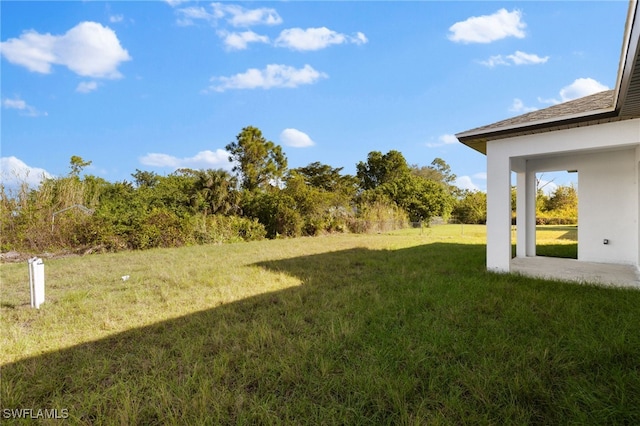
(614, 0, 640, 112)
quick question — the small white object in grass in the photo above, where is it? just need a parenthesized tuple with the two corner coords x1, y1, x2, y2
(121, 275, 130, 281)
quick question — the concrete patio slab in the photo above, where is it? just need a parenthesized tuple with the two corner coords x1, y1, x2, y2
(510, 256, 640, 289)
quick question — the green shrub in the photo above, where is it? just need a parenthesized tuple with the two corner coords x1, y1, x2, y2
(348, 199, 409, 233)
(453, 190, 487, 224)
(192, 214, 266, 244)
(243, 191, 303, 239)
(536, 207, 577, 225)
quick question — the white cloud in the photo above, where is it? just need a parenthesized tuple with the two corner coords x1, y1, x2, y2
(139, 149, 231, 170)
(440, 134, 458, 145)
(275, 27, 368, 51)
(280, 128, 315, 148)
(179, 3, 281, 27)
(480, 55, 510, 68)
(540, 78, 609, 105)
(109, 15, 124, 23)
(165, 0, 188, 7)
(0, 31, 56, 74)
(473, 172, 487, 180)
(2, 97, 47, 117)
(481, 51, 548, 67)
(508, 51, 548, 65)
(455, 176, 481, 192)
(558, 78, 609, 102)
(448, 9, 526, 44)
(212, 3, 282, 27)
(3, 98, 28, 110)
(509, 98, 537, 114)
(208, 64, 327, 92)
(76, 81, 99, 93)
(354, 32, 368, 45)
(176, 6, 219, 26)
(0, 21, 131, 79)
(1, 156, 52, 189)
(218, 30, 269, 50)
(174, 5, 365, 52)
(426, 133, 459, 148)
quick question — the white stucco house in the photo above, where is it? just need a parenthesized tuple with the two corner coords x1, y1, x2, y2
(456, 1, 640, 284)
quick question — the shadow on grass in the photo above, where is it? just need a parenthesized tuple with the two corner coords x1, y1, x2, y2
(512, 244, 577, 259)
(557, 229, 578, 241)
(536, 243, 578, 259)
(2, 243, 640, 424)
(535, 225, 577, 241)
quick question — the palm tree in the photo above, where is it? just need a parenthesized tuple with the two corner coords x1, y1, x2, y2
(195, 169, 239, 215)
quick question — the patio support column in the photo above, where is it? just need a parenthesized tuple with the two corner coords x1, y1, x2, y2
(486, 145, 512, 272)
(516, 169, 536, 257)
(637, 148, 640, 268)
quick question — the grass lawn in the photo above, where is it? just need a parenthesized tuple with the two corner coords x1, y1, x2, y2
(535, 225, 578, 259)
(2, 225, 639, 424)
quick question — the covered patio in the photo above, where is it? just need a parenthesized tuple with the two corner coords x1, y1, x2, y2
(511, 256, 640, 288)
(456, 0, 640, 286)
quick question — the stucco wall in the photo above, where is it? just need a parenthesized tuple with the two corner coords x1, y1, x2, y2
(577, 148, 637, 265)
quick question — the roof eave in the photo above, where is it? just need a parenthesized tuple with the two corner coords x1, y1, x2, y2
(456, 107, 619, 155)
(614, 0, 639, 113)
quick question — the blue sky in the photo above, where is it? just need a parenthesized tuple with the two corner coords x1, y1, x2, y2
(1, 1, 629, 193)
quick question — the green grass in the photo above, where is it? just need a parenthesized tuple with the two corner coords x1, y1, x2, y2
(2, 225, 639, 424)
(535, 225, 578, 259)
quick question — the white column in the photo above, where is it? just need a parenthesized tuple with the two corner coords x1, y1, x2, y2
(637, 147, 640, 267)
(516, 170, 536, 257)
(486, 146, 512, 272)
(516, 171, 526, 258)
(524, 170, 537, 257)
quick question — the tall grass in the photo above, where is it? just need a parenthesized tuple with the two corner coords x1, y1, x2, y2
(1, 226, 639, 424)
(1, 176, 99, 252)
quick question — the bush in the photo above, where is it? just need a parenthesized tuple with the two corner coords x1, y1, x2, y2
(347, 200, 409, 233)
(452, 190, 487, 224)
(133, 209, 188, 249)
(192, 214, 266, 244)
(536, 216, 577, 225)
(536, 206, 577, 225)
(242, 191, 303, 239)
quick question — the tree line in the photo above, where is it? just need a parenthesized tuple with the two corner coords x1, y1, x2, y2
(0, 126, 576, 254)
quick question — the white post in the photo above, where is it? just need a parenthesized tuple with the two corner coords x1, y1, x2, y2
(28, 257, 45, 309)
(637, 150, 640, 268)
(486, 147, 512, 273)
(516, 170, 537, 257)
(516, 171, 527, 258)
(525, 171, 537, 257)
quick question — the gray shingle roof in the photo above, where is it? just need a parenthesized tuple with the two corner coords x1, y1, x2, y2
(455, 90, 621, 154)
(461, 90, 615, 136)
